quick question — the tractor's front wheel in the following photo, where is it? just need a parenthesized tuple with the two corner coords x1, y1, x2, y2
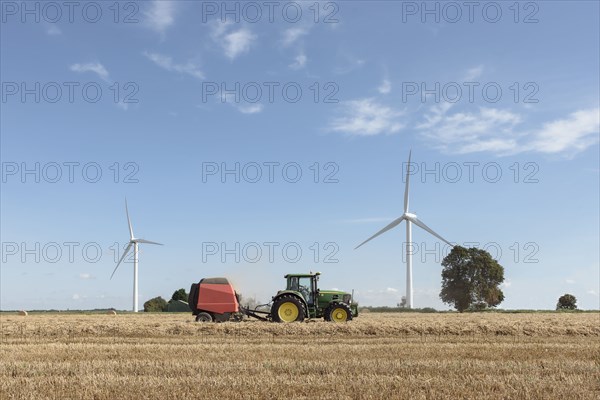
(272, 295, 305, 323)
(326, 303, 353, 323)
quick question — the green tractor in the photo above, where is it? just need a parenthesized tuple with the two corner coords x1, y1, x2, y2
(270, 272, 358, 323)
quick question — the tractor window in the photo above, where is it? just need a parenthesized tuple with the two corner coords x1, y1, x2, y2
(288, 277, 299, 291)
(298, 277, 314, 305)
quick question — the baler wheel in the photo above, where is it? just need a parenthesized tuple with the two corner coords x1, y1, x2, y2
(195, 312, 213, 322)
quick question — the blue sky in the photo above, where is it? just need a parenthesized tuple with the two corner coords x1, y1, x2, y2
(1, 0, 599, 310)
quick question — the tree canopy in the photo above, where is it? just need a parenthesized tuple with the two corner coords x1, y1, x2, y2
(556, 294, 577, 310)
(144, 296, 168, 312)
(440, 246, 505, 312)
(171, 288, 188, 302)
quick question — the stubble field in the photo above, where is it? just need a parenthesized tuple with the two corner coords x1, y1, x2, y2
(1, 312, 599, 399)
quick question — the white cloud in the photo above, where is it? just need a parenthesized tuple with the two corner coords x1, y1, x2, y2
(70, 62, 110, 82)
(330, 98, 404, 136)
(238, 104, 264, 114)
(417, 102, 453, 129)
(526, 108, 599, 154)
(211, 22, 256, 60)
(144, 0, 176, 34)
(208, 85, 264, 114)
(386, 287, 398, 293)
(587, 290, 599, 296)
(79, 273, 95, 280)
(70, 62, 132, 111)
(143, 52, 204, 79)
(501, 280, 512, 288)
(46, 25, 62, 36)
(418, 104, 599, 156)
(223, 29, 256, 59)
(116, 101, 129, 111)
(282, 27, 308, 47)
(289, 52, 307, 70)
(418, 104, 523, 154)
(566, 279, 575, 284)
(72, 294, 80, 300)
(378, 79, 391, 94)
(464, 65, 484, 81)
(333, 58, 366, 74)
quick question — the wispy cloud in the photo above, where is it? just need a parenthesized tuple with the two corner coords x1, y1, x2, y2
(418, 105, 522, 154)
(70, 62, 133, 111)
(143, 51, 204, 79)
(378, 79, 391, 94)
(330, 98, 404, 136)
(224, 29, 256, 59)
(46, 24, 62, 36)
(116, 102, 129, 111)
(79, 273, 95, 280)
(206, 85, 264, 114)
(282, 27, 309, 47)
(289, 52, 307, 70)
(211, 21, 256, 60)
(144, 0, 176, 34)
(526, 108, 599, 154)
(238, 104, 264, 114)
(566, 279, 576, 284)
(333, 57, 366, 74)
(70, 62, 110, 82)
(418, 103, 599, 156)
(464, 65, 484, 81)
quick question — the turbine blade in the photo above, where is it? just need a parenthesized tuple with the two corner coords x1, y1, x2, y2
(135, 239, 163, 245)
(355, 216, 405, 250)
(410, 217, 452, 246)
(110, 242, 133, 280)
(404, 150, 412, 213)
(125, 198, 134, 240)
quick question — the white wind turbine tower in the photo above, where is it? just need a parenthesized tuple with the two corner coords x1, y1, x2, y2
(355, 151, 452, 309)
(111, 199, 162, 312)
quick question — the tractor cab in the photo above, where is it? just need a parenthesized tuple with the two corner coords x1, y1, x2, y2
(285, 272, 319, 306)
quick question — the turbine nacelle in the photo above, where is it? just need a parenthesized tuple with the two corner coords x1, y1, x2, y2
(403, 212, 417, 220)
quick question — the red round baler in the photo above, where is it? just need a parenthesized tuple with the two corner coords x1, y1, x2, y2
(188, 277, 240, 322)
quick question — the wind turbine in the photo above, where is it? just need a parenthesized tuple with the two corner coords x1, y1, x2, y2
(110, 199, 162, 312)
(355, 151, 452, 309)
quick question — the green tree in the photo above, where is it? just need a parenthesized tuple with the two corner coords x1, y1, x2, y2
(556, 294, 577, 310)
(440, 246, 505, 312)
(397, 296, 407, 308)
(144, 296, 168, 312)
(171, 288, 188, 302)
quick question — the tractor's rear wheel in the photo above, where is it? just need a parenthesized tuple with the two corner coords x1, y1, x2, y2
(272, 295, 305, 323)
(195, 312, 213, 322)
(326, 303, 352, 323)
